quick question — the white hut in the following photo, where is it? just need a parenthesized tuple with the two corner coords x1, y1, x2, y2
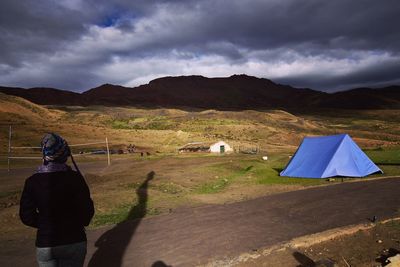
(210, 141, 233, 153)
(178, 141, 233, 154)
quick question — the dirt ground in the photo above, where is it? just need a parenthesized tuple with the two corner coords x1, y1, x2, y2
(1, 177, 400, 267)
(237, 220, 400, 267)
(0, 154, 306, 243)
(2, 93, 400, 267)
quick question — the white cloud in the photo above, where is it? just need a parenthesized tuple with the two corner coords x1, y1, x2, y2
(94, 49, 400, 89)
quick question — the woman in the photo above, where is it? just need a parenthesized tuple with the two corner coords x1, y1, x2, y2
(20, 133, 94, 267)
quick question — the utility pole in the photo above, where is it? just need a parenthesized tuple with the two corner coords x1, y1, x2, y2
(8, 125, 12, 172)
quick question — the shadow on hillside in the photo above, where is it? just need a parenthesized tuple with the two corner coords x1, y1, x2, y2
(88, 171, 155, 267)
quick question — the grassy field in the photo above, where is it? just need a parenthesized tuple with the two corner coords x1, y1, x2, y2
(1, 92, 400, 240)
(87, 150, 399, 228)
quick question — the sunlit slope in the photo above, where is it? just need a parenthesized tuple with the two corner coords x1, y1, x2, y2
(1, 93, 399, 157)
(0, 92, 63, 123)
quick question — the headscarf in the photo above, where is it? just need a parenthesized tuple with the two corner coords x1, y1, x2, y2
(41, 133, 71, 163)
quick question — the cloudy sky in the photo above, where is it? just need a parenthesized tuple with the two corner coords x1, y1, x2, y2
(0, 0, 399, 92)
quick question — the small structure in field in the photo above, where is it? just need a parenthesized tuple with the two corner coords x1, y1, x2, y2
(209, 141, 233, 153)
(179, 141, 233, 154)
(178, 142, 211, 153)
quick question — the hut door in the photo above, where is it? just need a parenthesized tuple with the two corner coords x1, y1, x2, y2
(220, 145, 225, 154)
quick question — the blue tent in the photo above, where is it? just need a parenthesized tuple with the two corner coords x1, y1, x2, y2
(280, 134, 382, 178)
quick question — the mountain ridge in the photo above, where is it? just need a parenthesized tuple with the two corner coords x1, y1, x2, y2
(0, 75, 399, 109)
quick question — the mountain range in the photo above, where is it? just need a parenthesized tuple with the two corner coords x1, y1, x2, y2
(0, 75, 399, 110)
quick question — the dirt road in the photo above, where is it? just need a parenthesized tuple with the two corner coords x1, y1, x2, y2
(2, 177, 400, 267)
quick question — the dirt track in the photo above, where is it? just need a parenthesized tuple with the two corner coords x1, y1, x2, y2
(2, 176, 399, 267)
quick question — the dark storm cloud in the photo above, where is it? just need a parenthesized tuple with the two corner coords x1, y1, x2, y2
(275, 57, 400, 91)
(0, 0, 399, 91)
(94, 0, 400, 56)
(0, 0, 88, 66)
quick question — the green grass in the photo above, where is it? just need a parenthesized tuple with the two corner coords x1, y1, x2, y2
(375, 165, 400, 177)
(365, 147, 400, 165)
(109, 116, 245, 132)
(91, 202, 162, 227)
(110, 116, 177, 130)
(193, 150, 400, 193)
(365, 147, 400, 177)
(228, 155, 324, 186)
(110, 120, 131, 129)
(196, 175, 234, 194)
(195, 154, 327, 194)
(91, 204, 131, 227)
(195, 163, 252, 194)
(243, 158, 327, 186)
(152, 182, 183, 194)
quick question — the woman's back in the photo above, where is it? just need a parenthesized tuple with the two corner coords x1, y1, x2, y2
(20, 169, 94, 248)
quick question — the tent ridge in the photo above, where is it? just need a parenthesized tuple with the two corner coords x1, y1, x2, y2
(321, 134, 348, 178)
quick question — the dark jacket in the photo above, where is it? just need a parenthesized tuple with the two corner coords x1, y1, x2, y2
(19, 169, 94, 247)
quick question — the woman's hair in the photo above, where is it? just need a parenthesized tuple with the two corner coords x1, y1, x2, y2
(41, 133, 71, 163)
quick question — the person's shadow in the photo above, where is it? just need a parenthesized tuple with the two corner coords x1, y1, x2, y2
(88, 171, 155, 267)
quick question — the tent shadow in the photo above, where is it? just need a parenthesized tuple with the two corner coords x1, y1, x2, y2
(374, 162, 400, 166)
(88, 171, 155, 267)
(273, 167, 284, 174)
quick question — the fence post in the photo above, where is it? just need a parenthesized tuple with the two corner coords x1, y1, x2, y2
(105, 137, 110, 166)
(7, 125, 12, 172)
